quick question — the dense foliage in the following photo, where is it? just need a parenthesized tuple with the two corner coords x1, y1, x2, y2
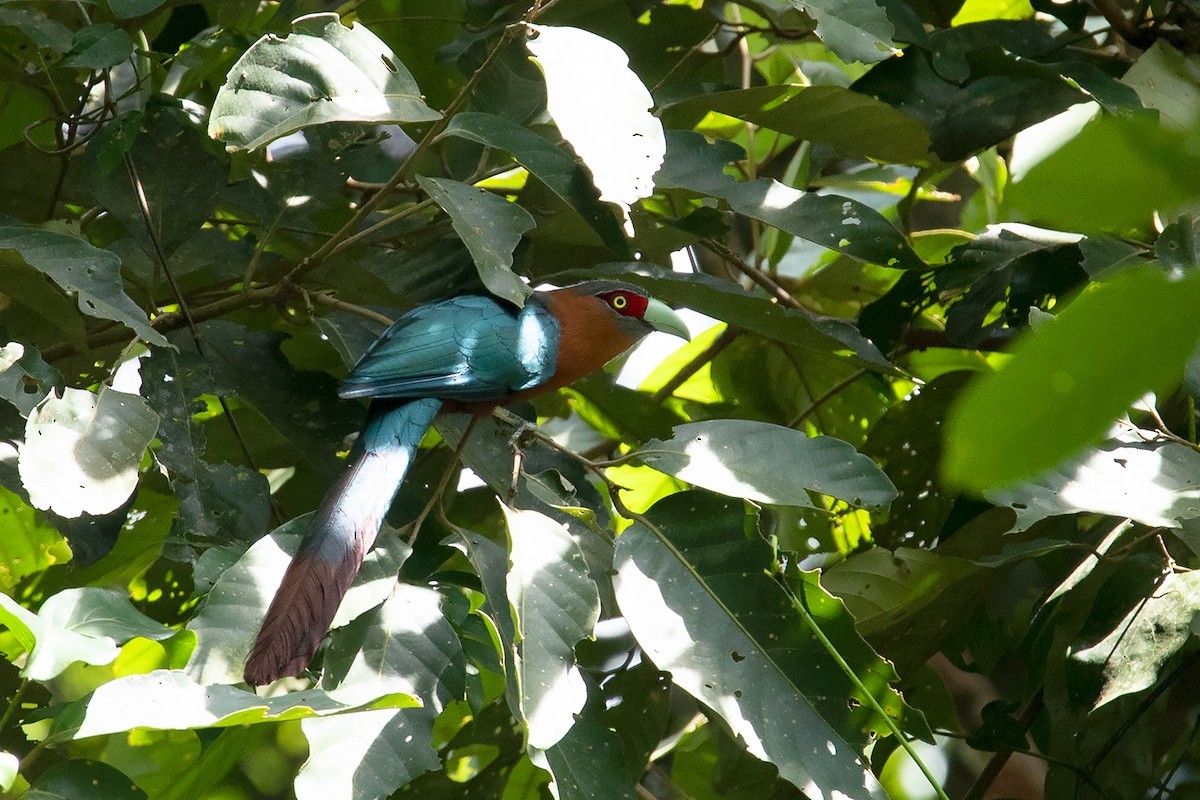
(2, 0, 1200, 798)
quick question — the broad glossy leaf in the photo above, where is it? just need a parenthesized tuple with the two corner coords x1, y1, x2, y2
(657, 131, 922, 269)
(662, 85, 931, 164)
(822, 547, 975, 635)
(614, 492, 893, 799)
(786, 0, 898, 63)
(323, 583, 464, 708)
(297, 708, 438, 800)
(0, 225, 166, 346)
(1008, 109, 1200, 233)
(418, 176, 534, 307)
(526, 25, 664, 227)
(986, 428, 1200, 531)
(0, 594, 117, 680)
(65, 24, 134, 69)
(185, 522, 407, 686)
(544, 700, 638, 800)
(1120, 40, 1200, 130)
(638, 420, 896, 508)
(503, 507, 599, 750)
(19, 386, 159, 518)
(0, 341, 58, 417)
(44, 670, 421, 743)
(142, 347, 270, 545)
(944, 268, 1200, 491)
(107, 0, 167, 19)
(209, 13, 440, 151)
(442, 112, 627, 255)
(1071, 569, 1200, 709)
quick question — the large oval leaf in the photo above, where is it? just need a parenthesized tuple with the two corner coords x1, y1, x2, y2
(208, 13, 440, 152)
(637, 420, 897, 508)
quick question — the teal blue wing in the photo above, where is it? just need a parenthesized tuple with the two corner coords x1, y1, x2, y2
(338, 295, 560, 401)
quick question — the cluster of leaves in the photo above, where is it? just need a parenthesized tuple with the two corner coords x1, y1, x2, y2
(2, 0, 1200, 799)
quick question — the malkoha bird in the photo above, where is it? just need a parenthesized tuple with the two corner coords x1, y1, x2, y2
(243, 280, 689, 685)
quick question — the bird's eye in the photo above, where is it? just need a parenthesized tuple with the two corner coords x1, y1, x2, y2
(612, 295, 628, 310)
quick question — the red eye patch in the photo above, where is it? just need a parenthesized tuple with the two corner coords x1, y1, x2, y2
(597, 290, 648, 318)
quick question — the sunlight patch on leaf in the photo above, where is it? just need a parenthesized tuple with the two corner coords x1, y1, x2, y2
(19, 386, 159, 518)
(638, 420, 897, 508)
(526, 25, 664, 233)
(209, 13, 440, 151)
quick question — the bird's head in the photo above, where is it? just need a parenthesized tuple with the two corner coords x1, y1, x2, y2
(567, 280, 691, 342)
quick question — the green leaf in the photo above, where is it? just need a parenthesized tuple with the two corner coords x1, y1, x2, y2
(822, 547, 976, 636)
(0, 485, 67, 592)
(33, 760, 147, 800)
(107, 0, 168, 20)
(657, 131, 923, 269)
(985, 429, 1200, 532)
(662, 85, 932, 165)
(1071, 569, 1200, 709)
(208, 12, 440, 151)
(0, 593, 117, 680)
(64, 24, 134, 69)
(544, 699, 638, 800)
(185, 521, 408, 685)
(1007, 107, 1200, 234)
(0, 8, 72, 51)
(0, 225, 167, 346)
(322, 583, 465, 707)
(613, 492, 890, 799)
(442, 112, 628, 256)
(786, 0, 898, 63)
(296, 708, 439, 800)
(84, 104, 230, 259)
(525, 25, 664, 223)
(1120, 40, 1200, 130)
(43, 670, 421, 743)
(943, 268, 1200, 491)
(18, 386, 159, 518)
(141, 347, 270, 545)
(0, 341, 59, 417)
(417, 176, 534, 307)
(638, 420, 896, 508)
(502, 507, 599, 750)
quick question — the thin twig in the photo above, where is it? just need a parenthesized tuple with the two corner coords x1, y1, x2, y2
(308, 293, 395, 328)
(701, 240, 808, 312)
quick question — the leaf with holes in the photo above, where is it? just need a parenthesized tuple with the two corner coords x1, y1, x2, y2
(614, 492, 911, 798)
(0, 225, 167, 346)
(19, 386, 159, 518)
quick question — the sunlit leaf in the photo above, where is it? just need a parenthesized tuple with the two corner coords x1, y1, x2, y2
(785, 0, 898, 64)
(526, 25, 664, 230)
(614, 492, 892, 799)
(944, 268, 1200, 491)
(43, 670, 421, 743)
(19, 386, 159, 518)
(297, 708, 439, 800)
(209, 13, 440, 151)
(657, 131, 923, 269)
(638, 420, 896, 508)
(1072, 569, 1200, 709)
(503, 506, 599, 751)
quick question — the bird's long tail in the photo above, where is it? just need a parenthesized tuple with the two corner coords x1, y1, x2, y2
(243, 397, 443, 686)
